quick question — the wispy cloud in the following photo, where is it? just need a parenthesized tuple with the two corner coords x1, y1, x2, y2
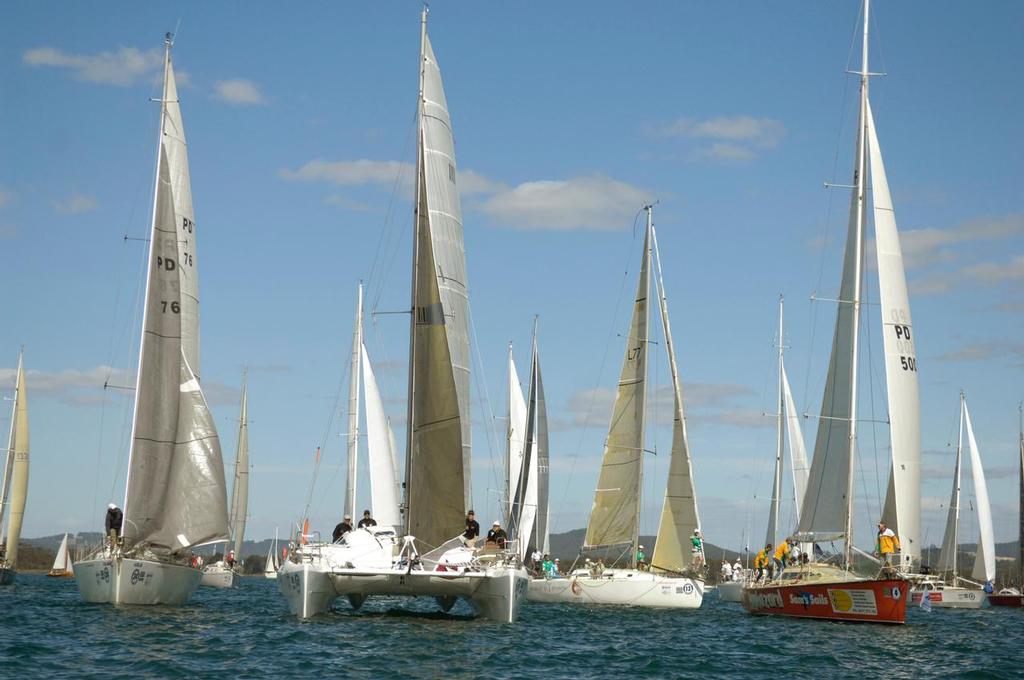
(0, 187, 13, 207)
(458, 169, 507, 196)
(896, 214, 1024, 270)
(962, 255, 1024, 283)
(323, 194, 375, 212)
(54, 193, 99, 215)
(648, 115, 786, 162)
(281, 159, 411, 186)
(478, 175, 651, 230)
(564, 382, 758, 430)
(213, 79, 266, 106)
(936, 341, 1024, 366)
(23, 46, 163, 86)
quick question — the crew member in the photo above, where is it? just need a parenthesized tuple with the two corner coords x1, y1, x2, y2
(875, 521, 900, 574)
(636, 544, 647, 571)
(691, 529, 704, 569)
(463, 510, 480, 545)
(333, 514, 353, 542)
(732, 558, 743, 581)
(105, 503, 123, 547)
(486, 521, 508, 548)
(754, 543, 773, 582)
(358, 510, 377, 529)
(773, 539, 792, 574)
(226, 550, 236, 568)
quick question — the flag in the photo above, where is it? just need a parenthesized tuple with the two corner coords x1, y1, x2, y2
(920, 586, 932, 612)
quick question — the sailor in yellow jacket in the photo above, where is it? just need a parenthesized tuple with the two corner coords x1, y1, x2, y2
(754, 544, 773, 582)
(772, 539, 792, 575)
(875, 521, 900, 573)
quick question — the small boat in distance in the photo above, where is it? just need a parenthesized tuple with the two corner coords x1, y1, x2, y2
(263, 529, 280, 579)
(48, 532, 75, 578)
(987, 403, 1023, 608)
(0, 349, 29, 586)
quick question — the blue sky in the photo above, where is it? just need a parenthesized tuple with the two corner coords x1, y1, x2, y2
(1, 1, 1022, 554)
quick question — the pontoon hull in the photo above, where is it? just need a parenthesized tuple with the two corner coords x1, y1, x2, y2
(527, 571, 704, 609)
(75, 555, 201, 605)
(743, 577, 907, 623)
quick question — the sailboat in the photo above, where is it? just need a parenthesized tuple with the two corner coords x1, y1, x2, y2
(0, 350, 29, 586)
(529, 205, 704, 609)
(720, 298, 809, 603)
(910, 393, 995, 609)
(74, 34, 231, 606)
(48, 533, 75, 578)
(743, 0, 912, 624)
(278, 12, 527, 622)
(263, 529, 280, 579)
(201, 371, 250, 588)
(989, 404, 1023, 607)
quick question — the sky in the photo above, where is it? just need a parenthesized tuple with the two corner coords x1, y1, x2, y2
(1, 1, 1022, 555)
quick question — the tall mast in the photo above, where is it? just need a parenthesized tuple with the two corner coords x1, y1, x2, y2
(505, 341, 514, 526)
(842, 0, 870, 569)
(402, 7, 429, 535)
(345, 283, 364, 520)
(632, 205, 653, 567)
(952, 392, 964, 581)
(767, 296, 785, 548)
(1018, 401, 1023, 587)
(121, 33, 173, 533)
(230, 368, 249, 558)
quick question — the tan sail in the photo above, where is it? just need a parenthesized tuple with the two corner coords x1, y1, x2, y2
(584, 225, 650, 551)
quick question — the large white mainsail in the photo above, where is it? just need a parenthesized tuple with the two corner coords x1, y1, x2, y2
(362, 345, 401, 527)
(584, 224, 650, 555)
(1, 352, 28, 568)
(506, 348, 527, 528)
(963, 399, 995, 584)
(120, 46, 229, 552)
(405, 21, 472, 547)
(512, 329, 543, 559)
(228, 373, 250, 559)
(650, 223, 702, 573)
(534, 350, 551, 556)
(869, 101, 922, 569)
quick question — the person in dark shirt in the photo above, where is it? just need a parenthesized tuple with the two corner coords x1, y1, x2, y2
(357, 510, 377, 529)
(105, 503, 123, 546)
(486, 521, 507, 549)
(333, 514, 353, 542)
(463, 510, 480, 545)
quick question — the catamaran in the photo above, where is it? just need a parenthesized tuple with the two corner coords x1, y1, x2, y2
(989, 404, 1023, 608)
(74, 34, 231, 606)
(910, 393, 994, 609)
(202, 371, 250, 588)
(0, 350, 29, 586)
(278, 12, 527, 621)
(48, 533, 75, 578)
(529, 205, 705, 609)
(743, 0, 913, 623)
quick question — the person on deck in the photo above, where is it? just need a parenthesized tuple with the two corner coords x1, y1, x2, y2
(105, 503, 123, 548)
(463, 510, 480, 546)
(636, 545, 647, 571)
(541, 554, 555, 578)
(875, 522, 900, 575)
(755, 543, 773, 582)
(226, 550, 236, 568)
(773, 539, 792, 575)
(721, 560, 733, 581)
(733, 558, 743, 581)
(486, 521, 508, 548)
(357, 510, 377, 529)
(332, 515, 353, 542)
(690, 530, 704, 569)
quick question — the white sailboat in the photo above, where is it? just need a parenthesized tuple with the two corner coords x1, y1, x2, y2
(48, 533, 75, 578)
(202, 371, 250, 588)
(0, 350, 29, 586)
(529, 205, 704, 609)
(279, 15, 527, 619)
(743, 0, 913, 623)
(989, 404, 1023, 606)
(910, 393, 994, 609)
(75, 33, 231, 606)
(721, 298, 809, 603)
(264, 529, 280, 579)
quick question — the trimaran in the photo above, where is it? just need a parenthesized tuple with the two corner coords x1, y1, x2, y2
(743, 0, 915, 623)
(75, 33, 232, 606)
(277, 10, 528, 622)
(529, 205, 705, 609)
(0, 349, 29, 586)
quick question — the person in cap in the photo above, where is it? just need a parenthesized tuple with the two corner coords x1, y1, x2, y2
(486, 521, 507, 548)
(105, 503, 123, 547)
(636, 544, 647, 571)
(357, 509, 377, 529)
(463, 510, 480, 545)
(690, 529, 705, 569)
(732, 557, 743, 581)
(333, 514, 353, 542)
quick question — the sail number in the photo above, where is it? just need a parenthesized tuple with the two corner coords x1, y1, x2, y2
(893, 324, 916, 372)
(182, 217, 194, 234)
(899, 356, 917, 372)
(160, 301, 181, 314)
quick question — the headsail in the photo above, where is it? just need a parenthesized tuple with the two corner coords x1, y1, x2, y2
(650, 218, 703, 573)
(229, 372, 250, 559)
(534, 351, 551, 556)
(869, 100, 921, 568)
(781, 363, 809, 519)
(51, 533, 73, 574)
(937, 398, 964, 575)
(506, 348, 527, 528)
(362, 345, 401, 527)
(512, 329, 542, 560)
(1, 352, 28, 567)
(963, 399, 995, 583)
(404, 15, 471, 547)
(584, 223, 650, 554)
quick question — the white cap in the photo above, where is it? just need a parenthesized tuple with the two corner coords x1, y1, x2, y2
(108, 503, 117, 510)
(492, 521, 500, 526)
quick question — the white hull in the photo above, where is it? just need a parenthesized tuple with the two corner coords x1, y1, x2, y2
(527, 569, 704, 609)
(0, 567, 14, 585)
(75, 554, 201, 605)
(200, 564, 240, 588)
(911, 585, 988, 609)
(717, 580, 745, 603)
(264, 569, 278, 580)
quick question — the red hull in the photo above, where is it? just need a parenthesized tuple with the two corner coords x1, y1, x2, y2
(742, 578, 908, 624)
(988, 594, 1023, 608)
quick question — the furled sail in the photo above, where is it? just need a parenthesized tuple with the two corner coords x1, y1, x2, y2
(585, 225, 650, 551)
(506, 349, 527, 527)
(936, 403, 963, 575)
(1, 353, 28, 567)
(963, 399, 995, 583)
(405, 23, 471, 547)
(229, 374, 250, 558)
(121, 67, 229, 551)
(868, 101, 921, 567)
(362, 345, 401, 527)
(650, 225, 702, 573)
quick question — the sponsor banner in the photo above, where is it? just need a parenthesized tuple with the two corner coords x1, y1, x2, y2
(828, 588, 878, 615)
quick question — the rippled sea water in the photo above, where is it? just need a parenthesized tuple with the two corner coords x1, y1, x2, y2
(1, 575, 1021, 679)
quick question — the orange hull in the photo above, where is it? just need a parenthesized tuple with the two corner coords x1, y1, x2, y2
(742, 578, 908, 624)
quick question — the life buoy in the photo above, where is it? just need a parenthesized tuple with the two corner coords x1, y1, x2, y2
(571, 579, 582, 596)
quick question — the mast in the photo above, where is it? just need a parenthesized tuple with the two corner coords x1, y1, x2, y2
(632, 206, 653, 567)
(345, 283, 364, 521)
(1019, 402, 1023, 587)
(229, 369, 249, 559)
(953, 394, 963, 580)
(766, 296, 785, 548)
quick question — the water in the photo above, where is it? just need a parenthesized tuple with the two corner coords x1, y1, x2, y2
(1, 575, 1021, 679)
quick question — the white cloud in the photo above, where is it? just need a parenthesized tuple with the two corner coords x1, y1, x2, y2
(963, 254, 1024, 283)
(281, 159, 412, 186)
(692, 143, 757, 162)
(896, 214, 1024, 270)
(23, 46, 163, 86)
(54, 193, 99, 215)
(213, 79, 266, 106)
(649, 115, 786, 161)
(323, 194, 375, 212)
(937, 341, 1024, 366)
(479, 175, 651, 230)
(457, 169, 507, 196)
(0, 365, 131, 405)
(565, 382, 757, 429)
